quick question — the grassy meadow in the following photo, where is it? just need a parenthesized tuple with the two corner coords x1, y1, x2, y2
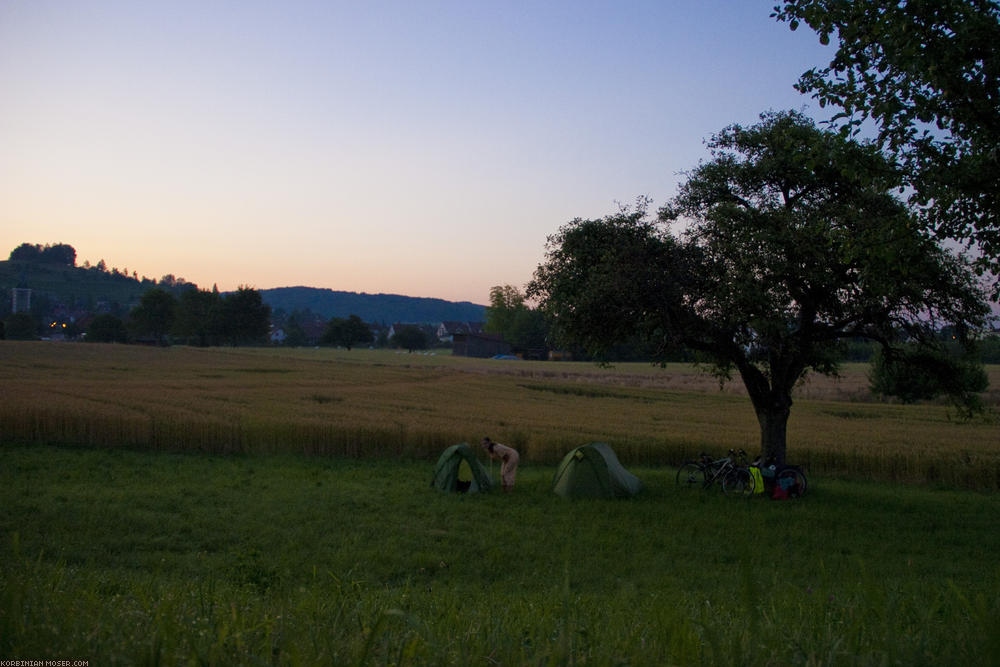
(2, 341, 999, 664)
(3, 445, 999, 665)
(1, 341, 998, 487)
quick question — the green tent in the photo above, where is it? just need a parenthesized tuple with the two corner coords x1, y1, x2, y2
(431, 443, 493, 493)
(551, 442, 642, 499)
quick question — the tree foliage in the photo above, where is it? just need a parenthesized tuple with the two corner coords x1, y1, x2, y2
(9, 242, 77, 265)
(320, 314, 373, 350)
(282, 314, 309, 347)
(172, 288, 223, 346)
(870, 345, 988, 415)
(220, 287, 271, 346)
(507, 308, 549, 357)
(391, 325, 427, 353)
(529, 111, 989, 463)
(127, 285, 270, 347)
(773, 0, 1000, 294)
(485, 285, 549, 356)
(3, 312, 38, 340)
(86, 314, 128, 343)
(128, 288, 177, 345)
(484, 285, 525, 342)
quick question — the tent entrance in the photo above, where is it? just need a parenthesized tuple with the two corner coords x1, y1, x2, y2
(431, 443, 493, 493)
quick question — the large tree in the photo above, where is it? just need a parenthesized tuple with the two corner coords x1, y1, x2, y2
(220, 287, 271, 346)
(484, 285, 525, 343)
(129, 288, 177, 345)
(484, 284, 549, 356)
(86, 313, 128, 343)
(528, 111, 989, 464)
(320, 314, 373, 350)
(282, 313, 309, 347)
(772, 0, 1000, 295)
(391, 325, 428, 353)
(172, 287, 223, 346)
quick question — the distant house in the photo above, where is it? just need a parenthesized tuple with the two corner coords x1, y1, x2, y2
(388, 322, 438, 341)
(452, 332, 511, 358)
(436, 321, 485, 343)
(269, 314, 327, 346)
(387, 323, 407, 340)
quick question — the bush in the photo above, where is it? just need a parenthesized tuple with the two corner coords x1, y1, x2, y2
(870, 346, 989, 415)
(86, 314, 128, 343)
(4, 312, 38, 340)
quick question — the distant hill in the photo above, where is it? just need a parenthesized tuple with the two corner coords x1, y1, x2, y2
(0, 259, 157, 315)
(1, 260, 485, 325)
(261, 287, 486, 324)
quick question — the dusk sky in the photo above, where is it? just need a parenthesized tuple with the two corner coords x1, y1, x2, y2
(0, 1, 835, 304)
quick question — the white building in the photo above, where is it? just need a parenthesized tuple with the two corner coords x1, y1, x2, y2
(11, 287, 32, 313)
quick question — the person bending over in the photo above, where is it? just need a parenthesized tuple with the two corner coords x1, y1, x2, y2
(481, 436, 519, 492)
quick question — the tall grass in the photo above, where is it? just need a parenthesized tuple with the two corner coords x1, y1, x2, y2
(2, 444, 998, 665)
(1, 341, 998, 488)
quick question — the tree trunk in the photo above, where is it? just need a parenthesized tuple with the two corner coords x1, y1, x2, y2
(757, 402, 790, 466)
(736, 360, 795, 465)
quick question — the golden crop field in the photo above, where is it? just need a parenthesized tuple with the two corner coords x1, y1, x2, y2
(1, 341, 997, 488)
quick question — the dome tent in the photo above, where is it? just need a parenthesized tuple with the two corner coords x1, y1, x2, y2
(431, 443, 493, 493)
(552, 442, 642, 499)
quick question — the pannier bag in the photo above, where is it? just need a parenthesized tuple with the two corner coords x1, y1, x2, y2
(772, 470, 798, 500)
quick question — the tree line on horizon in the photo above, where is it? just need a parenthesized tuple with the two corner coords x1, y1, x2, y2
(4, 241, 999, 364)
(1, 273, 456, 354)
(3, 242, 490, 350)
(1, 243, 459, 351)
(40, 286, 272, 347)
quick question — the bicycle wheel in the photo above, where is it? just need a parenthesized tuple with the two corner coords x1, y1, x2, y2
(675, 463, 706, 489)
(793, 467, 808, 496)
(775, 468, 807, 498)
(722, 468, 754, 497)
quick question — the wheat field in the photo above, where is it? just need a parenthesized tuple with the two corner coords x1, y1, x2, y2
(1, 341, 997, 488)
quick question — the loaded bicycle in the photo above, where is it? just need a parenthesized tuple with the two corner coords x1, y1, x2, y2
(676, 451, 809, 498)
(675, 449, 755, 496)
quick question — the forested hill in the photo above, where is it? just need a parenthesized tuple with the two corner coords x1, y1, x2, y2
(1, 250, 485, 325)
(1, 258, 157, 312)
(260, 287, 485, 324)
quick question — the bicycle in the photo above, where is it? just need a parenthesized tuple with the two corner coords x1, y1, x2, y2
(676, 449, 755, 496)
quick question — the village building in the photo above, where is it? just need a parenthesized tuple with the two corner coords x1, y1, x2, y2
(435, 321, 485, 343)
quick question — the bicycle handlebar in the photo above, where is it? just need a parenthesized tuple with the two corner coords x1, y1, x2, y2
(698, 449, 750, 465)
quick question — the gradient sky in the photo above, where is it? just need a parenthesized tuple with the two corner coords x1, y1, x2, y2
(0, 1, 834, 304)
